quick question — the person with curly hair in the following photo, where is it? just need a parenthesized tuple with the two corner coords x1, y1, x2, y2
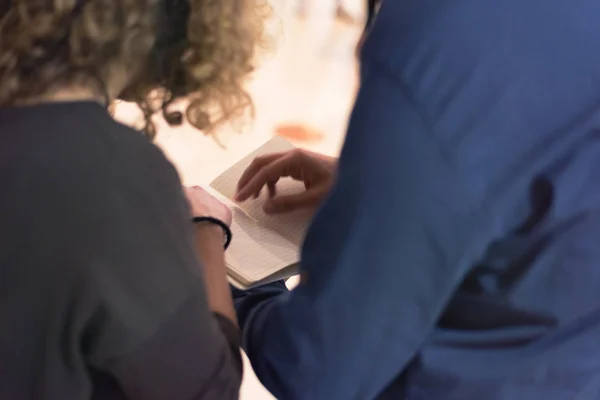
(0, 0, 267, 399)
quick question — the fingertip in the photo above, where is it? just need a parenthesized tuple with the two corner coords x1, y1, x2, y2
(235, 180, 246, 193)
(234, 192, 245, 202)
(267, 182, 276, 198)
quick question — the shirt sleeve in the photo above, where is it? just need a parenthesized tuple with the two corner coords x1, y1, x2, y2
(92, 293, 242, 400)
(63, 143, 242, 399)
(236, 60, 487, 399)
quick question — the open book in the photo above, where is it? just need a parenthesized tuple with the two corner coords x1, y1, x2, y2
(209, 136, 312, 289)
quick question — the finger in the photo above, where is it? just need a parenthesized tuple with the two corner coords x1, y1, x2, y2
(251, 179, 277, 200)
(236, 152, 287, 195)
(236, 152, 285, 198)
(267, 181, 277, 198)
(236, 153, 295, 201)
(254, 179, 278, 198)
(263, 188, 324, 214)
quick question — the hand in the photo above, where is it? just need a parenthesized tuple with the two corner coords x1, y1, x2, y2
(235, 149, 337, 214)
(184, 186, 232, 226)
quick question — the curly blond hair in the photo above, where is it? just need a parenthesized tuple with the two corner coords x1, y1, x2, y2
(0, 0, 269, 139)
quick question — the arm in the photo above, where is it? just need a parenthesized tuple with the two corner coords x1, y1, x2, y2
(237, 61, 487, 399)
(194, 225, 237, 324)
(68, 151, 242, 399)
(184, 186, 237, 325)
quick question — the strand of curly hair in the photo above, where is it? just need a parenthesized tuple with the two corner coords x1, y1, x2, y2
(0, 0, 270, 139)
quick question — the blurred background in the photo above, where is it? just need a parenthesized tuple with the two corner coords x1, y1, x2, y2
(117, 0, 366, 398)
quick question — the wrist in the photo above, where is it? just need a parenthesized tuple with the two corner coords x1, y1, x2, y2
(195, 219, 222, 230)
(194, 223, 225, 244)
(193, 226, 226, 267)
(192, 216, 232, 250)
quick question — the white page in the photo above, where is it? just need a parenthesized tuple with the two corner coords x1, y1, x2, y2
(225, 207, 298, 284)
(232, 178, 312, 246)
(199, 186, 298, 283)
(210, 136, 311, 246)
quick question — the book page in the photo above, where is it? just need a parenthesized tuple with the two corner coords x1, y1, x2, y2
(201, 186, 298, 284)
(210, 136, 312, 246)
(225, 207, 298, 285)
(231, 178, 312, 246)
(229, 262, 299, 290)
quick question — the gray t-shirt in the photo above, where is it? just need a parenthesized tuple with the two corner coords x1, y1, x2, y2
(0, 102, 242, 399)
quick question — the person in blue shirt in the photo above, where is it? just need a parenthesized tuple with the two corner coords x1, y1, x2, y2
(229, 0, 600, 399)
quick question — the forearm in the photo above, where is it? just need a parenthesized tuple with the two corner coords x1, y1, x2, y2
(194, 225, 237, 325)
(232, 280, 288, 328)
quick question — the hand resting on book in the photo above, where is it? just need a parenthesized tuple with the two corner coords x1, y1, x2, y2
(235, 149, 337, 215)
(184, 185, 232, 226)
(207, 137, 330, 288)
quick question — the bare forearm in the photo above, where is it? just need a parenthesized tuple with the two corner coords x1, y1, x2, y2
(194, 225, 237, 325)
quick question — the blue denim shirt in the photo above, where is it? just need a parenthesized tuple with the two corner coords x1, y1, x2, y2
(233, 0, 600, 398)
